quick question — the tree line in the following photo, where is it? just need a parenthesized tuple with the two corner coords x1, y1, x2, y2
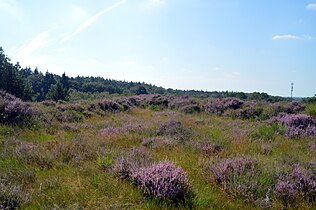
(0, 47, 287, 102)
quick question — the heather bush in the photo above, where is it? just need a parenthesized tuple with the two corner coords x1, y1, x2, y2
(222, 97, 244, 110)
(204, 99, 225, 115)
(0, 91, 34, 126)
(130, 161, 191, 202)
(210, 157, 273, 200)
(168, 96, 199, 110)
(190, 140, 223, 155)
(274, 165, 316, 206)
(0, 183, 29, 210)
(179, 104, 201, 114)
(112, 147, 153, 179)
(204, 98, 243, 116)
(146, 94, 169, 108)
(98, 99, 121, 112)
(269, 113, 316, 138)
(156, 120, 192, 141)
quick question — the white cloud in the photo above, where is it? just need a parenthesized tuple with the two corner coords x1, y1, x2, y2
(61, 0, 127, 43)
(306, 3, 316, 10)
(272, 34, 299, 40)
(272, 34, 315, 41)
(13, 30, 54, 61)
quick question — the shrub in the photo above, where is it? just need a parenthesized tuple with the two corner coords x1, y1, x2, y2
(130, 161, 191, 202)
(0, 91, 34, 126)
(156, 120, 192, 141)
(0, 183, 30, 209)
(204, 98, 244, 116)
(204, 99, 225, 115)
(274, 165, 316, 206)
(179, 104, 201, 114)
(98, 99, 121, 112)
(190, 140, 223, 155)
(210, 157, 271, 200)
(269, 113, 316, 138)
(112, 147, 153, 179)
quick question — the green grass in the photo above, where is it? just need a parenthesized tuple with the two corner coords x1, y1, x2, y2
(1, 107, 315, 209)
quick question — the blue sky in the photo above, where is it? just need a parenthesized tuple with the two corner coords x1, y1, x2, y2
(0, 0, 315, 97)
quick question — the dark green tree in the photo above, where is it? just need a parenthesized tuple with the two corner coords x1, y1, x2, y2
(46, 81, 68, 101)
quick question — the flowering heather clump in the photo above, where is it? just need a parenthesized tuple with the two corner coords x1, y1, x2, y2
(168, 95, 198, 110)
(204, 98, 244, 116)
(130, 161, 191, 202)
(179, 104, 201, 114)
(274, 165, 316, 205)
(146, 94, 169, 108)
(112, 147, 153, 179)
(0, 183, 30, 210)
(222, 97, 244, 110)
(269, 113, 316, 138)
(191, 140, 223, 155)
(210, 157, 262, 200)
(204, 99, 225, 115)
(156, 120, 192, 141)
(98, 99, 121, 112)
(0, 92, 34, 126)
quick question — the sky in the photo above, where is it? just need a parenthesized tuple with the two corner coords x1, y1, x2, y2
(0, 0, 315, 97)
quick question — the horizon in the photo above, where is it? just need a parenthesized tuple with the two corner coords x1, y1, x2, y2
(1, 0, 316, 97)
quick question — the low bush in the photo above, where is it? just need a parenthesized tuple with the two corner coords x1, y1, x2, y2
(0, 91, 34, 126)
(131, 161, 191, 202)
(269, 113, 316, 138)
(112, 147, 153, 179)
(210, 156, 273, 200)
(0, 183, 30, 209)
(156, 120, 192, 141)
(274, 165, 316, 206)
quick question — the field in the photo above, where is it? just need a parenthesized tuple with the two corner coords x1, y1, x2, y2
(1, 93, 316, 209)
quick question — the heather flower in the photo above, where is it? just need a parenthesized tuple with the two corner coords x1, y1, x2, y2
(130, 161, 191, 202)
(191, 140, 223, 155)
(156, 120, 192, 141)
(269, 113, 316, 138)
(274, 165, 316, 205)
(112, 147, 153, 179)
(0, 183, 30, 209)
(98, 99, 121, 112)
(0, 92, 34, 126)
(210, 157, 263, 200)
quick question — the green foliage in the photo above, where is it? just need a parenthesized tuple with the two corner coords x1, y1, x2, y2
(46, 81, 68, 102)
(249, 123, 282, 141)
(306, 105, 316, 116)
